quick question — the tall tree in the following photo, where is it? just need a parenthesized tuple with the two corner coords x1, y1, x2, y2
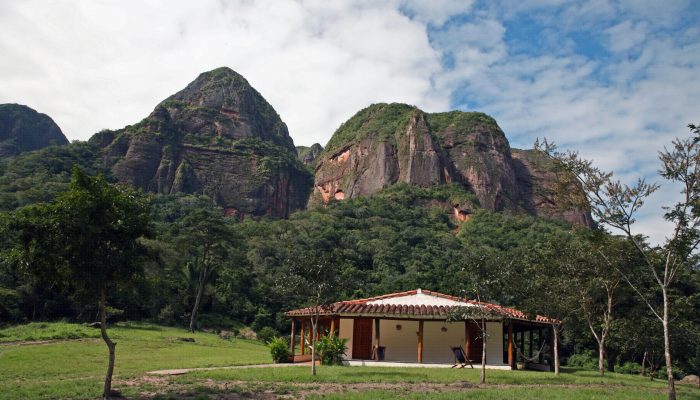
(572, 232, 636, 376)
(173, 208, 236, 332)
(4, 167, 151, 399)
(278, 230, 346, 376)
(515, 233, 578, 376)
(536, 125, 700, 400)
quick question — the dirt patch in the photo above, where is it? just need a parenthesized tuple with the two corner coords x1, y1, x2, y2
(118, 376, 678, 399)
(119, 377, 479, 399)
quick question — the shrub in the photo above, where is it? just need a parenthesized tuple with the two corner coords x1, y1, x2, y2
(566, 350, 597, 370)
(257, 326, 278, 343)
(268, 336, 291, 363)
(315, 333, 348, 365)
(617, 361, 643, 375)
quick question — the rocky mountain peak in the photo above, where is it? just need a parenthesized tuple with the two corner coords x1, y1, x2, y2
(91, 67, 311, 217)
(155, 67, 295, 152)
(0, 104, 69, 157)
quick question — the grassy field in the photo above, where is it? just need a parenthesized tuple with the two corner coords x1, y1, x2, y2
(0, 321, 269, 399)
(1, 322, 698, 399)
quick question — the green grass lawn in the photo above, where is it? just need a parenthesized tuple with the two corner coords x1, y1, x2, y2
(1, 322, 698, 399)
(0, 321, 270, 399)
(180, 366, 700, 399)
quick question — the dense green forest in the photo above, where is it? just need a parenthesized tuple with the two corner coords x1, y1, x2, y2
(0, 141, 698, 380)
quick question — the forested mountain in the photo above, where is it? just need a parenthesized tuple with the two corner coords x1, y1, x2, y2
(313, 103, 592, 226)
(0, 104, 68, 157)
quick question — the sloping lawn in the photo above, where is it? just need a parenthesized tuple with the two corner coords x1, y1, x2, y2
(1, 322, 699, 400)
(0, 321, 270, 399)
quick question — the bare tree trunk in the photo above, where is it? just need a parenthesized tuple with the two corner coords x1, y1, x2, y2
(662, 288, 676, 400)
(189, 265, 208, 332)
(598, 340, 605, 376)
(640, 351, 647, 376)
(99, 292, 116, 400)
(311, 312, 318, 376)
(553, 324, 560, 376)
(480, 318, 486, 384)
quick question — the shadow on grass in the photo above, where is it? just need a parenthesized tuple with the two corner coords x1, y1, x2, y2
(115, 323, 165, 332)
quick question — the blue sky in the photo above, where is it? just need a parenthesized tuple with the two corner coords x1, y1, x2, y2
(0, 0, 698, 242)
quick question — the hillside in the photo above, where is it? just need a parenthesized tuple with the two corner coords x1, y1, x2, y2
(313, 103, 592, 226)
(0, 104, 68, 157)
(89, 67, 313, 218)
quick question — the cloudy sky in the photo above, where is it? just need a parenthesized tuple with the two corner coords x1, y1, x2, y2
(1, 0, 699, 243)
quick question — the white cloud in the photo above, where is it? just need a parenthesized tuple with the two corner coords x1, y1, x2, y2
(0, 0, 448, 146)
(400, 0, 474, 26)
(605, 20, 648, 53)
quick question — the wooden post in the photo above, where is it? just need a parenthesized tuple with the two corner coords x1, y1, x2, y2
(330, 318, 336, 336)
(507, 321, 514, 369)
(374, 318, 380, 360)
(300, 319, 306, 355)
(418, 321, 424, 363)
(290, 318, 296, 355)
(464, 321, 471, 359)
(538, 328, 543, 363)
(529, 328, 533, 358)
(549, 326, 555, 365)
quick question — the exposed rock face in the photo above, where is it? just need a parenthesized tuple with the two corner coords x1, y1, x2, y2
(0, 104, 69, 157)
(313, 103, 591, 226)
(90, 67, 312, 217)
(296, 143, 323, 167)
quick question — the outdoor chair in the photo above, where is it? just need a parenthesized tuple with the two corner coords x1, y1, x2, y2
(450, 346, 474, 368)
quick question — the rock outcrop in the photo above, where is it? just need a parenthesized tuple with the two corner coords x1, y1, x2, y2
(90, 67, 312, 217)
(313, 103, 591, 226)
(0, 104, 69, 157)
(296, 143, 323, 167)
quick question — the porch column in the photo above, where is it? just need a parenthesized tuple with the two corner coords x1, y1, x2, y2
(464, 321, 471, 359)
(374, 318, 380, 360)
(507, 321, 514, 369)
(529, 327, 533, 358)
(549, 325, 555, 367)
(300, 319, 306, 355)
(330, 318, 336, 336)
(417, 321, 424, 363)
(290, 318, 296, 355)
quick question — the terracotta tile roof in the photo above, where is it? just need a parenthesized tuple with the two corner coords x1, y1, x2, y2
(284, 289, 558, 324)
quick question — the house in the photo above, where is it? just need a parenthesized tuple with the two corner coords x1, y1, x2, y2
(284, 289, 556, 369)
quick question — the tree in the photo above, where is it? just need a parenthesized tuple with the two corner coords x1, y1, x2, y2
(536, 125, 700, 399)
(172, 208, 236, 332)
(278, 232, 346, 376)
(4, 167, 151, 399)
(515, 233, 578, 376)
(572, 232, 637, 376)
(447, 248, 504, 384)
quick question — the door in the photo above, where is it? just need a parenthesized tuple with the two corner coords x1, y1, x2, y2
(467, 322, 483, 363)
(352, 318, 373, 359)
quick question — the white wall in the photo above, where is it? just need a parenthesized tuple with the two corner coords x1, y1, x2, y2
(338, 318, 354, 359)
(485, 322, 504, 365)
(422, 321, 466, 363)
(338, 318, 505, 365)
(378, 320, 419, 362)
